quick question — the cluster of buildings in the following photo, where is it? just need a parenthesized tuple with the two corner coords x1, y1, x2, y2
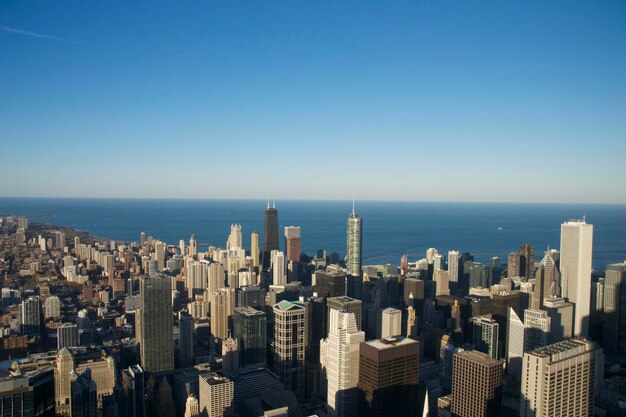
(0, 207, 624, 416)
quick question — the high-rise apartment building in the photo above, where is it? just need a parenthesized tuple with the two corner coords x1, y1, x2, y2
(519, 244, 535, 280)
(358, 336, 420, 417)
(560, 220, 593, 336)
(45, 295, 61, 319)
(137, 275, 174, 373)
(346, 205, 362, 277)
(272, 251, 287, 286)
(448, 251, 460, 283)
(227, 224, 242, 250)
(20, 296, 40, 337)
(451, 350, 503, 417)
(273, 300, 306, 399)
(520, 338, 603, 417)
(325, 310, 365, 417)
(250, 231, 260, 268)
(57, 322, 79, 350)
(508, 252, 521, 278)
(284, 226, 301, 262)
(209, 288, 235, 340)
(380, 307, 401, 338)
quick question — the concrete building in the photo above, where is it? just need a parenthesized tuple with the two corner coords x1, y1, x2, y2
(327, 296, 363, 332)
(324, 310, 365, 417)
(560, 220, 593, 337)
(603, 261, 626, 355)
(451, 350, 503, 417)
(20, 296, 40, 337)
(284, 226, 301, 262)
(379, 307, 401, 338)
(209, 288, 235, 340)
(45, 295, 61, 319)
(357, 336, 420, 417)
(448, 251, 460, 284)
(472, 316, 499, 359)
(199, 373, 234, 417)
(57, 322, 79, 350)
(520, 338, 603, 417)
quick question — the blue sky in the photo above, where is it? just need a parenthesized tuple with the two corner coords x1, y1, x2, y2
(1, 1, 625, 203)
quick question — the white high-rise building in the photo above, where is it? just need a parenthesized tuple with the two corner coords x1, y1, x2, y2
(325, 310, 364, 417)
(207, 262, 225, 293)
(448, 251, 460, 283)
(209, 288, 235, 340)
(346, 203, 362, 277)
(272, 251, 286, 286)
(506, 307, 525, 382)
(187, 260, 209, 299)
(227, 224, 242, 250)
(250, 231, 260, 268)
(45, 295, 61, 319)
(380, 307, 402, 338)
(560, 220, 593, 337)
(520, 338, 603, 417)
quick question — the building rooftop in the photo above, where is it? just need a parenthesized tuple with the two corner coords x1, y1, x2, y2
(454, 349, 502, 367)
(365, 336, 417, 350)
(528, 338, 596, 361)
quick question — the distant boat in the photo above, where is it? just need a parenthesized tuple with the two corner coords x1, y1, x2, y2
(497, 227, 502, 230)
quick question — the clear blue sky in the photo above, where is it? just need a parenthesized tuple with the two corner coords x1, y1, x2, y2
(1, 1, 625, 203)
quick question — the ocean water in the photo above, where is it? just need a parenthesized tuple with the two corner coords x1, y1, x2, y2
(1, 198, 625, 270)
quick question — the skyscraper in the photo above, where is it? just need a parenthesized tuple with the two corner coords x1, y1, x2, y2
(602, 261, 626, 355)
(137, 275, 174, 373)
(57, 322, 79, 350)
(122, 365, 145, 417)
(227, 224, 242, 250)
(380, 307, 401, 338)
(346, 203, 362, 277)
(508, 252, 521, 278)
(448, 251, 460, 284)
(179, 312, 194, 368)
(273, 300, 306, 399)
(325, 310, 365, 417)
(199, 373, 234, 417)
(523, 309, 550, 352)
(327, 296, 363, 332)
(262, 202, 279, 267)
(506, 307, 525, 382)
(451, 350, 503, 417)
(20, 296, 40, 337)
(209, 288, 235, 340)
(520, 339, 603, 417)
(358, 336, 420, 417)
(519, 244, 536, 280)
(70, 369, 97, 417)
(284, 226, 301, 262)
(472, 316, 499, 359)
(233, 306, 266, 367)
(250, 231, 260, 268)
(560, 220, 593, 336)
(532, 250, 561, 309)
(271, 251, 287, 286)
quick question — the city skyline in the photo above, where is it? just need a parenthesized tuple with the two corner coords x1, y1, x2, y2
(1, 1, 626, 203)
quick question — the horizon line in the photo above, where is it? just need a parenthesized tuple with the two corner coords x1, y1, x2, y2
(0, 195, 625, 207)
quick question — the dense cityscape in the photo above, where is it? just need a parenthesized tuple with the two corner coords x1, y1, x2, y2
(0, 203, 624, 417)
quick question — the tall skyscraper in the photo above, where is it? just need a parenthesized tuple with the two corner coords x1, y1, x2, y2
(209, 288, 235, 340)
(122, 365, 145, 417)
(179, 312, 194, 368)
(380, 307, 402, 338)
(346, 203, 362, 277)
(262, 202, 279, 267)
(520, 339, 603, 417)
(44, 295, 61, 319)
(532, 250, 561, 309)
(70, 369, 97, 417)
(327, 296, 363, 332)
(472, 316, 499, 359)
(506, 307, 525, 382)
(187, 260, 209, 299)
(603, 261, 626, 355)
(519, 244, 536, 280)
(250, 231, 260, 268)
(448, 251, 460, 283)
(284, 226, 301, 262)
(273, 300, 306, 399)
(199, 373, 234, 417)
(227, 224, 242, 249)
(233, 306, 266, 367)
(324, 310, 365, 417)
(189, 234, 198, 258)
(560, 219, 593, 337)
(451, 350, 503, 417)
(358, 336, 420, 417)
(271, 251, 287, 286)
(155, 241, 166, 271)
(207, 262, 225, 294)
(523, 309, 550, 352)
(508, 252, 521, 278)
(20, 296, 40, 337)
(137, 275, 174, 373)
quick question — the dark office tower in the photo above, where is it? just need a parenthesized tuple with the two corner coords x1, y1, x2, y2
(603, 261, 626, 355)
(262, 202, 279, 267)
(179, 312, 194, 368)
(358, 336, 420, 417)
(492, 291, 521, 353)
(314, 271, 347, 298)
(451, 350, 503, 417)
(403, 277, 425, 307)
(327, 296, 363, 331)
(71, 369, 98, 417)
(236, 285, 266, 309)
(233, 307, 267, 367)
(122, 365, 145, 417)
(507, 252, 521, 278)
(532, 250, 561, 310)
(519, 244, 535, 280)
(346, 202, 363, 277)
(137, 275, 174, 373)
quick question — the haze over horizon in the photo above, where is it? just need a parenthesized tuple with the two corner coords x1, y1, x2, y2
(1, 1, 626, 203)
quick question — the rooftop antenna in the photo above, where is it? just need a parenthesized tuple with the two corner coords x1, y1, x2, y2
(267, 198, 270, 209)
(583, 215, 586, 223)
(352, 193, 355, 215)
